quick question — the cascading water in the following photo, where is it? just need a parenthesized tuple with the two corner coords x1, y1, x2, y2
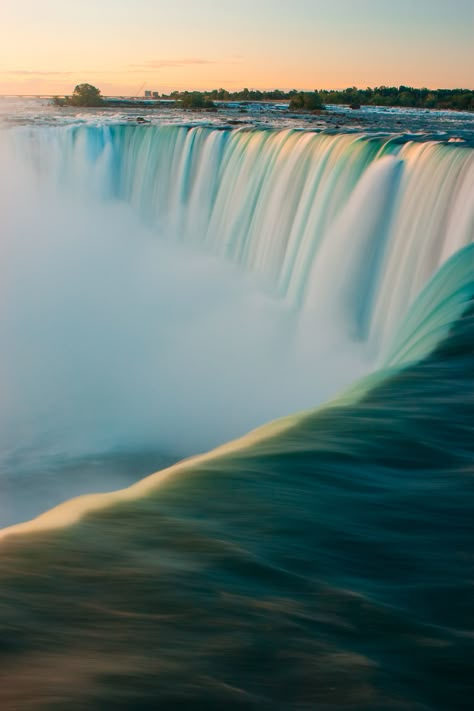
(13, 126, 473, 324)
(1, 118, 474, 709)
(0, 124, 473, 523)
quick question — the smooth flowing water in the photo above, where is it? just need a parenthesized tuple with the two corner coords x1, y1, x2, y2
(1, 127, 472, 492)
(0, 114, 473, 709)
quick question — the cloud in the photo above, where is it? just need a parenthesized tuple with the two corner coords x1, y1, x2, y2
(2, 70, 74, 77)
(130, 58, 217, 70)
(127, 57, 243, 73)
(1, 57, 244, 80)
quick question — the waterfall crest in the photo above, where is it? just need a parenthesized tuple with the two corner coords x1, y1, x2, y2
(0, 125, 472, 481)
(12, 125, 473, 355)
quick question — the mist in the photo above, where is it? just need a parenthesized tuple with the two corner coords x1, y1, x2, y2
(2, 123, 470, 525)
(0, 132, 372, 524)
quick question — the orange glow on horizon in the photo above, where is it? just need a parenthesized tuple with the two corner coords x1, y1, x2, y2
(1, 0, 473, 95)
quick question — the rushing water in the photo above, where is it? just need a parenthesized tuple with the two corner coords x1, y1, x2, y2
(0, 114, 473, 708)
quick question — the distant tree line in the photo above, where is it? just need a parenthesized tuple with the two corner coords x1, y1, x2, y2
(162, 86, 474, 111)
(318, 86, 474, 111)
(53, 84, 473, 112)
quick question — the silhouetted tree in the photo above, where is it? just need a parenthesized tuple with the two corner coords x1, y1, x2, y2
(180, 92, 216, 110)
(68, 84, 105, 107)
(289, 91, 323, 111)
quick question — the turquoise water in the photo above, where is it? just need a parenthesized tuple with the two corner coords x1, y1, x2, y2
(1, 288, 473, 708)
(0, 123, 473, 708)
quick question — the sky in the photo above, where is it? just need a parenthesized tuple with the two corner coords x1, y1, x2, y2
(1, 0, 473, 95)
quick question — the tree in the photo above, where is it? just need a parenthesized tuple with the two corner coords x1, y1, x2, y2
(180, 92, 216, 110)
(68, 84, 105, 107)
(289, 91, 323, 112)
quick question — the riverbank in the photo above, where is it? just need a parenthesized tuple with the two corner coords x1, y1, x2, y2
(1, 97, 473, 144)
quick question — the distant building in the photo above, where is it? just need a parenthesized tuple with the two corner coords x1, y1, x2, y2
(144, 91, 152, 98)
(152, 92, 159, 98)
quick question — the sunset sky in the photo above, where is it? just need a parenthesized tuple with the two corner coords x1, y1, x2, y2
(1, 0, 473, 95)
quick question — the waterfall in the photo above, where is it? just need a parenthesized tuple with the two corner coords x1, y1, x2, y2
(11, 125, 473, 352)
(0, 124, 473, 482)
